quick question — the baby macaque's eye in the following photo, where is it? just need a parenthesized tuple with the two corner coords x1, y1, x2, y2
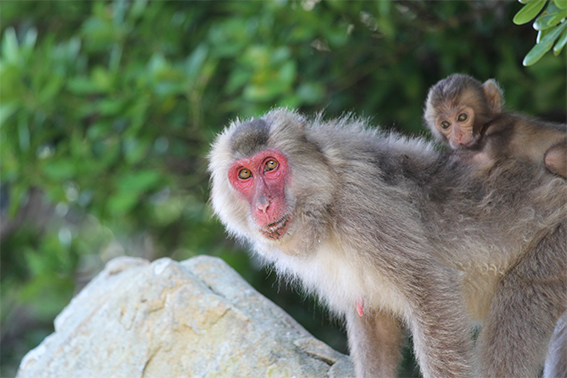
(440, 120, 451, 130)
(457, 113, 468, 122)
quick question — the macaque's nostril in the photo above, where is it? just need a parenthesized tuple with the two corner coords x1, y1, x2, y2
(257, 195, 270, 213)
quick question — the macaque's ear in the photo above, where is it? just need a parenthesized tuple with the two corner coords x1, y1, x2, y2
(482, 79, 503, 114)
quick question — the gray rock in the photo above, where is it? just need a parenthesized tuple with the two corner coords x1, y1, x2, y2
(17, 255, 354, 378)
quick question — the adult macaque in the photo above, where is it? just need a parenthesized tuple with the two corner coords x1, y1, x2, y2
(424, 73, 567, 178)
(208, 109, 567, 378)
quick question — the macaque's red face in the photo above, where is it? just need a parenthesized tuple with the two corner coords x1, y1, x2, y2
(228, 148, 291, 240)
(436, 106, 479, 148)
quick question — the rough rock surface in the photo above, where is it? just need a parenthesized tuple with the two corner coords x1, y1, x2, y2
(17, 255, 354, 378)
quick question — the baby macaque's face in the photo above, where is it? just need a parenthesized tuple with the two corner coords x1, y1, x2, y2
(424, 74, 501, 150)
(435, 104, 478, 148)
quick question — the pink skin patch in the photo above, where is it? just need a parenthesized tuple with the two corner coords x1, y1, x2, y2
(228, 149, 291, 240)
(357, 297, 364, 317)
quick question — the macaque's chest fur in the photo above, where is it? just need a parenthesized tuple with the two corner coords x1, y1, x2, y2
(272, 240, 509, 322)
(459, 262, 506, 321)
(272, 238, 409, 318)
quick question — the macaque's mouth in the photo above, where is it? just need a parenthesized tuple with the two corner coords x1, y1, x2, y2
(260, 214, 291, 240)
(453, 137, 480, 148)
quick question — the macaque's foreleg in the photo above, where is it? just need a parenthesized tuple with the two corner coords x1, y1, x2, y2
(405, 272, 473, 378)
(346, 308, 404, 378)
(351, 262, 473, 378)
(478, 222, 567, 378)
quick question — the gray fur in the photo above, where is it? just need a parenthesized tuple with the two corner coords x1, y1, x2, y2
(230, 118, 270, 156)
(209, 108, 567, 378)
(426, 74, 488, 111)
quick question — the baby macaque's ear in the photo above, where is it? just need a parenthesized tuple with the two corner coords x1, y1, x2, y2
(482, 79, 503, 114)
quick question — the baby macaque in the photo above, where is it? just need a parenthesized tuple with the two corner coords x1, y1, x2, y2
(424, 73, 567, 178)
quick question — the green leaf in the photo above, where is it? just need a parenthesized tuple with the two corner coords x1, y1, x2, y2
(91, 66, 114, 92)
(544, 0, 562, 14)
(278, 61, 297, 86)
(524, 22, 567, 65)
(537, 27, 552, 43)
(96, 98, 124, 115)
(554, 0, 567, 9)
(22, 28, 38, 51)
(108, 191, 139, 215)
(0, 102, 18, 125)
(108, 171, 162, 215)
(116, 170, 161, 194)
(123, 138, 149, 164)
(226, 69, 250, 94)
(2, 27, 20, 65)
(513, 0, 547, 25)
(548, 9, 567, 26)
(185, 44, 209, 81)
(67, 77, 98, 94)
(553, 27, 567, 54)
(297, 82, 324, 104)
(38, 75, 64, 103)
(43, 160, 76, 180)
(17, 117, 30, 151)
(129, 0, 149, 20)
(519, 0, 534, 4)
(94, 138, 120, 167)
(534, 8, 566, 30)
(377, 0, 391, 14)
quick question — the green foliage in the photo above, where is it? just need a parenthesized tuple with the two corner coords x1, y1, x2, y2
(513, 0, 567, 65)
(1, 1, 565, 377)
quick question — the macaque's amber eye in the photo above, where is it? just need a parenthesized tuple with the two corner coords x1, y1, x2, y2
(238, 168, 252, 180)
(440, 120, 451, 130)
(264, 159, 278, 172)
(457, 113, 468, 122)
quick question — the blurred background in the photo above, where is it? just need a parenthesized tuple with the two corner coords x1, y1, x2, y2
(1, 1, 565, 377)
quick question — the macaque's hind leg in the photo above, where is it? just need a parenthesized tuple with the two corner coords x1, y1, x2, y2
(477, 223, 567, 377)
(543, 310, 567, 378)
(345, 308, 405, 378)
(544, 144, 567, 179)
